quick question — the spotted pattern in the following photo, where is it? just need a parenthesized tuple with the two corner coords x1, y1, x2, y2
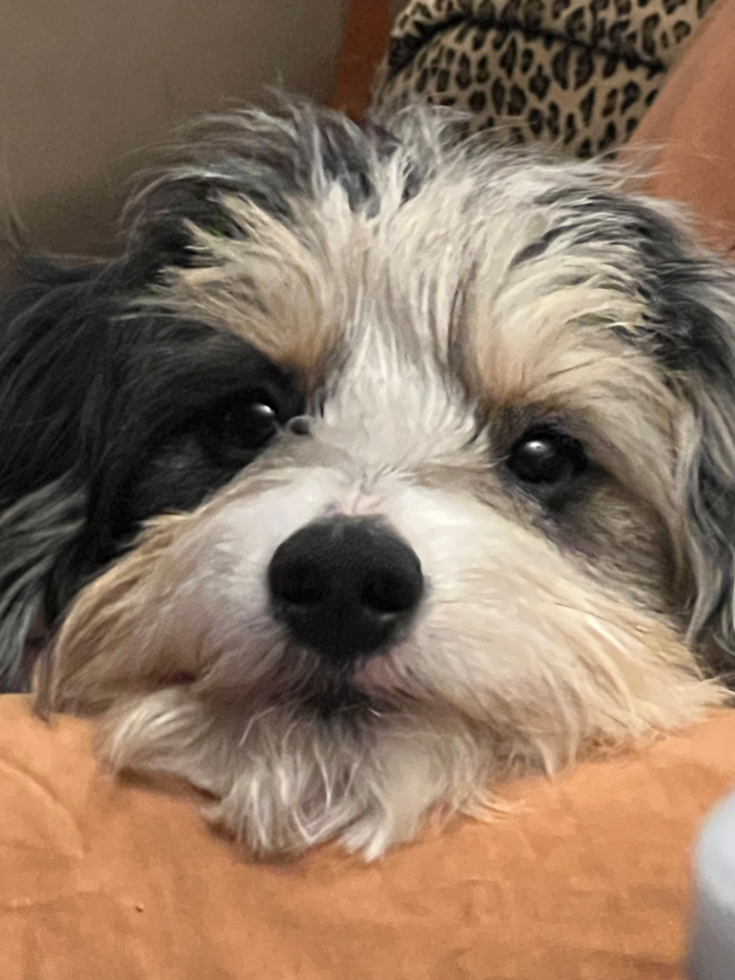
(375, 0, 719, 157)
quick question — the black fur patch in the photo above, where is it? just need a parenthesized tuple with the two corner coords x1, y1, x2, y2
(0, 478, 86, 691)
(0, 253, 302, 691)
(543, 189, 735, 383)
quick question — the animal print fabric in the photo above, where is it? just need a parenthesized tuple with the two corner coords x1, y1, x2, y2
(374, 0, 720, 156)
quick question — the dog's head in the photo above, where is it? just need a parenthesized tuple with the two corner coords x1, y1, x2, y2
(1, 104, 732, 856)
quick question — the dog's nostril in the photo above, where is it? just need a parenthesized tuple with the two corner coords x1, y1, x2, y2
(268, 517, 424, 664)
(361, 567, 422, 616)
(274, 562, 325, 606)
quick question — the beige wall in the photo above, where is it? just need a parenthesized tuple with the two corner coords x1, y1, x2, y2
(0, 0, 350, 259)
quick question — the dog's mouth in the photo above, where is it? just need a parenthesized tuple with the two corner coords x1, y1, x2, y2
(165, 667, 378, 724)
(301, 681, 375, 718)
(298, 654, 415, 720)
(189, 644, 406, 721)
(273, 653, 400, 721)
(300, 647, 411, 718)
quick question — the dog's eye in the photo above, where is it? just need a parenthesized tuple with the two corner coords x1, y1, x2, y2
(506, 427, 587, 485)
(203, 394, 280, 461)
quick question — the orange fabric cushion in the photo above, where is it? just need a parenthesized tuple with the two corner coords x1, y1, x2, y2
(1, 693, 734, 979)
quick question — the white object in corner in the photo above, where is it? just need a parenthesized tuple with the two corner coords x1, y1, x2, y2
(690, 790, 735, 979)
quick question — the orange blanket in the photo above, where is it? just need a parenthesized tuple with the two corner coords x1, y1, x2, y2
(1, 693, 735, 980)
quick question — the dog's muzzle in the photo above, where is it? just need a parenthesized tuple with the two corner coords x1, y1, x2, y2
(268, 516, 424, 666)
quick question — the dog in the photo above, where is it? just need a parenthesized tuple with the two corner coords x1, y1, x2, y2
(0, 101, 732, 858)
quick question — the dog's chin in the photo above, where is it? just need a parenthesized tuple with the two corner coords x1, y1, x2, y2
(98, 667, 497, 860)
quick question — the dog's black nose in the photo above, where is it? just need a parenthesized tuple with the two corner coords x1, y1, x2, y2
(268, 518, 424, 664)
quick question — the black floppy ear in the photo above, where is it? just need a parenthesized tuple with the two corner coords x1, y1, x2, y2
(0, 174, 269, 693)
(582, 193, 735, 672)
(0, 170, 232, 693)
(0, 479, 85, 692)
(665, 264, 735, 670)
(683, 373, 735, 668)
(0, 261, 98, 691)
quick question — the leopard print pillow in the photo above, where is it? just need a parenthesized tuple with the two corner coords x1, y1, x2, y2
(374, 0, 720, 157)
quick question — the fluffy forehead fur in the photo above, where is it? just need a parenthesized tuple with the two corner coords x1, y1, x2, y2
(2, 102, 735, 857)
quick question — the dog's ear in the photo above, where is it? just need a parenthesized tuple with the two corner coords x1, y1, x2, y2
(682, 371, 735, 668)
(0, 165, 243, 692)
(0, 479, 86, 692)
(575, 192, 735, 671)
(0, 261, 100, 691)
(0, 170, 292, 692)
(660, 257, 735, 669)
(0, 247, 167, 691)
(0, 249, 174, 692)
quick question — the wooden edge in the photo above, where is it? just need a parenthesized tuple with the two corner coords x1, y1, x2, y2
(331, 0, 394, 118)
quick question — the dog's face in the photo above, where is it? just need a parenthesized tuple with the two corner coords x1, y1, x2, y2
(1, 105, 732, 856)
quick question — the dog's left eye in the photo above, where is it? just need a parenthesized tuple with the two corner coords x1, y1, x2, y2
(202, 394, 281, 461)
(506, 426, 587, 485)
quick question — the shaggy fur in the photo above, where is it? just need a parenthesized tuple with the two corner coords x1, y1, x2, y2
(1, 102, 733, 857)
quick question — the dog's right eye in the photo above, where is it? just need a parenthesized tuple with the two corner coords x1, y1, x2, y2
(506, 426, 587, 486)
(200, 393, 281, 463)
